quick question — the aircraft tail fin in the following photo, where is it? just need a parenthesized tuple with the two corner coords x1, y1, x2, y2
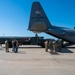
(28, 1, 52, 33)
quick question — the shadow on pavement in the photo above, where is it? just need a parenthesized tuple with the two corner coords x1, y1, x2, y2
(19, 47, 41, 48)
(50, 52, 60, 55)
(60, 48, 73, 53)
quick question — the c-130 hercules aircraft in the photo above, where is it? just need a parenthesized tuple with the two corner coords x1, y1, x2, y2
(28, 1, 75, 44)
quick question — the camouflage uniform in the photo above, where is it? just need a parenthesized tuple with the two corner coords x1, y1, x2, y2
(52, 41, 57, 53)
(5, 40, 9, 52)
(12, 40, 14, 51)
(49, 41, 53, 52)
(44, 40, 48, 52)
(56, 40, 62, 52)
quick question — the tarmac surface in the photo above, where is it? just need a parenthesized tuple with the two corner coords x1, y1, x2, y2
(0, 45, 75, 75)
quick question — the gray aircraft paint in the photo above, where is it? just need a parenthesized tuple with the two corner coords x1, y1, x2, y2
(28, 1, 75, 43)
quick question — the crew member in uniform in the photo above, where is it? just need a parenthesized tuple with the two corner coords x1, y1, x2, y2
(44, 40, 48, 52)
(49, 40, 53, 53)
(5, 40, 9, 52)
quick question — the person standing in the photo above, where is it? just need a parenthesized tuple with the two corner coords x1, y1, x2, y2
(16, 40, 19, 53)
(49, 40, 53, 53)
(44, 40, 48, 52)
(12, 40, 14, 51)
(52, 40, 58, 53)
(5, 40, 9, 52)
(13, 40, 19, 53)
(0, 41, 2, 50)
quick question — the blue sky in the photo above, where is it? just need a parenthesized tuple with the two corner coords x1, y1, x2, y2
(0, 0, 75, 39)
